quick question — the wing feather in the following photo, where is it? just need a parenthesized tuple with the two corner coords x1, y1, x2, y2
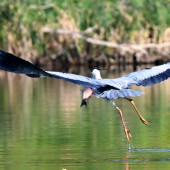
(115, 63, 170, 88)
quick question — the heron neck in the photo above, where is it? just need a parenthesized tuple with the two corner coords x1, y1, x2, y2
(93, 73, 102, 80)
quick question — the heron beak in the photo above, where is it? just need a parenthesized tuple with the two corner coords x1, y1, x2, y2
(98, 68, 108, 70)
(80, 99, 87, 108)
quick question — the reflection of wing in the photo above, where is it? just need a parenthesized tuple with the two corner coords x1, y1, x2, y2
(0, 50, 122, 89)
(116, 63, 170, 88)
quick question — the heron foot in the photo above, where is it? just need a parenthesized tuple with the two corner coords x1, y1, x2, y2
(140, 117, 149, 126)
(124, 128, 132, 143)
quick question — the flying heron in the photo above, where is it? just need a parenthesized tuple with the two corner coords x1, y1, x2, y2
(0, 50, 170, 142)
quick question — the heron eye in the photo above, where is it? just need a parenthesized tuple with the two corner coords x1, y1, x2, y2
(145, 67, 151, 69)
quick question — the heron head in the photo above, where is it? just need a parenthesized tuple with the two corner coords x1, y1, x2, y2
(91, 68, 102, 80)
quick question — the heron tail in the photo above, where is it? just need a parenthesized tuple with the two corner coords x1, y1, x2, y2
(96, 89, 145, 99)
(0, 50, 51, 78)
(80, 99, 87, 108)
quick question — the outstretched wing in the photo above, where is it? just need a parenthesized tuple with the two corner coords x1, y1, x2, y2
(45, 71, 123, 89)
(45, 71, 105, 88)
(115, 63, 170, 88)
(0, 50, 122, 89)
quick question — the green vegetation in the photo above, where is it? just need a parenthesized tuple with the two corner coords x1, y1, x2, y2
(0, 0, 170, 63)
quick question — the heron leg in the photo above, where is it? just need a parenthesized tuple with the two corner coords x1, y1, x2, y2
(104, 98, 132, 142)
(125, 98, 149, 126)
(116, 106, 132, 143)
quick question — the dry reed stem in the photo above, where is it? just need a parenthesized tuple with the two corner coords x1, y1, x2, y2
(41, 27, 170, 52)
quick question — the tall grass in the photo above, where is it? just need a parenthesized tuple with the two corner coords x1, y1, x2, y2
(0, 0, 170, 63)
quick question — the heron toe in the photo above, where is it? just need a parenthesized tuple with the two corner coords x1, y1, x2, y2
(140, 117, 149, 126)
(124, 128, 132, 142)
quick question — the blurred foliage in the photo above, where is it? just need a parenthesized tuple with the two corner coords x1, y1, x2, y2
(0, 0, 170, 57)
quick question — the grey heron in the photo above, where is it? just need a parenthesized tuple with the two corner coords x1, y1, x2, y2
(0, 50, 170, 142)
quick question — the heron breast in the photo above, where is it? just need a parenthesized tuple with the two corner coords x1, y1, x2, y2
(82, 88, 94, 99)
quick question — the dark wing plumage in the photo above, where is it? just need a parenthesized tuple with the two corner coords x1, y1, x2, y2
(0, 50, 49, 77)
(115, 63, 170, 88)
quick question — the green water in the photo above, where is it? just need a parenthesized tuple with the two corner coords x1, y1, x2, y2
(1, 69, 170, 169)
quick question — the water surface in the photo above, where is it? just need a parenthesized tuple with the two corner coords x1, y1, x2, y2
(0, 66, 170, 169)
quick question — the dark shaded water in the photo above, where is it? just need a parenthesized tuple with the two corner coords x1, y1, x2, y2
(1, 66, 170, 169)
